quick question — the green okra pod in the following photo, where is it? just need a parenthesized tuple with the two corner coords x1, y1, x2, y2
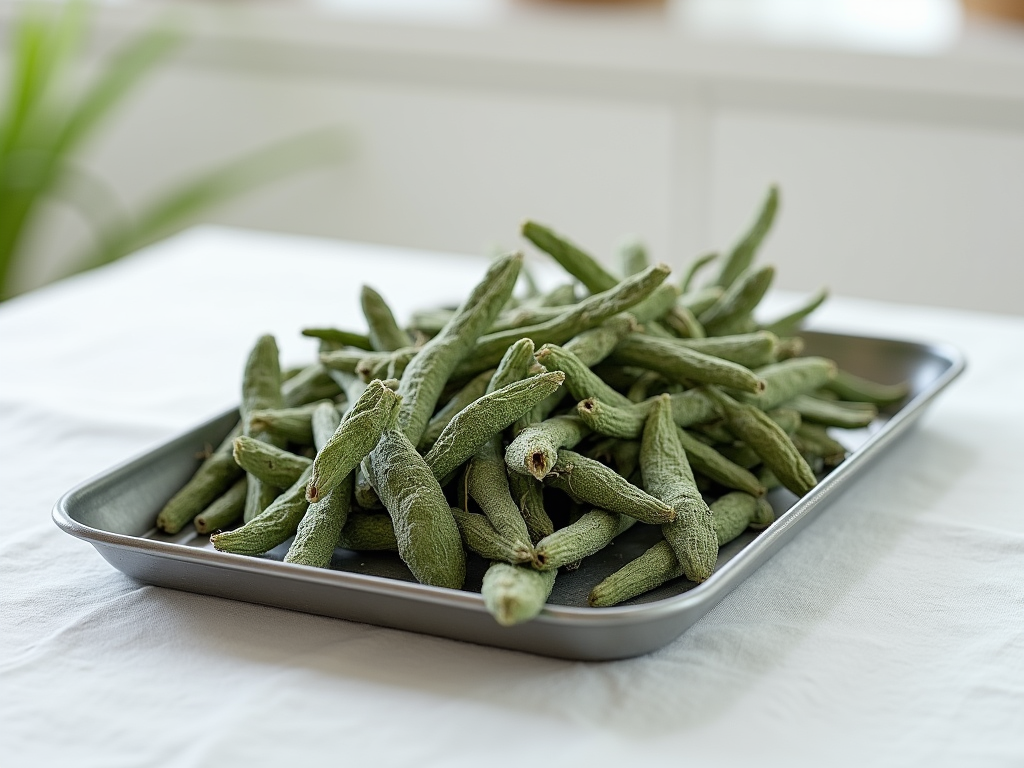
(788, 394, 877, 429)
(248, 400, 332, 446)
(562, 315, 638, 366)
(742, 356, 838, 411)
(699, 265, 775, 336)
(521, 220, 618, 294)
(337, 511, 398, 551)
(679, 252, 717, 294)
(507, 471, 553, 544)
(393, 252, 522, 446)
(660, 304, 706, 339)
(366, 427, 466, 589)
(156, 422, 243, 534)
(679, 285, 724, 316)
(418, 369, 494, 452)
(792, 423, 847, 467)
(212, 466, 312, 556)
(534, 343, 633, 408)
(641, 395, 718, 583)
(532, 508, 634, 571)
(575, 390, 718, 440)
(587, 539, 685, 608)
(357, 347, 417, 383)
(761, 287, 828, 337)
(281, 363, 344, 407)
(487, 338, 536, 394)
(481, 561, 557, 626)
(361, 284, 411, 352)
(824, 368, 910, 406)
(544, 450, 676, 525)
(629, 283, 678, 325)
(712, 185, 778, 289)
(481, 562, 557, 627)
(618, 237, 648, 277)
(706, 387, 818, 497)
(711, 492, 776, 546)
(193, 477, 247, 535)
(307, 379, 402, 503)
(675, 427, 765, 496)
(450, 505, 533, 565)
(423, 371, 566, 483)
(672, 331, 781, 369)
(610, 334, 765, 394)
(232, 435, 312, 487)
(466, 441, 533, 552)
(452, 263, 671, 378)
(301, 327, 373, 350)
(285, 402, 351, 568)
(241, 335, 286, 522)
(505, 415, 591, 480)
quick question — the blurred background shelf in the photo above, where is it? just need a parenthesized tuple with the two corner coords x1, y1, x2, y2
(3, 0, 1022, 314)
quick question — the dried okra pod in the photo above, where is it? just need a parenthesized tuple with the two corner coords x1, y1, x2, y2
(711, 184, 778, 290)
(544, 450, 675, 525)
(241, 335, 286, 522)
(532, 508, 634, 571)
(360, 284, 411, 352)
(505, 415, 591, 480)
(193, 477, 247, 535)
(232, 435, 311, 487)
(156, 422, 243, 534)
(587, 539, 684, 608)
(481, 563, 556, 626)
(640, 395, 718, 583)
(610, 334, 766, 394)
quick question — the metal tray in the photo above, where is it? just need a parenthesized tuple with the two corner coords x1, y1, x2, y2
(52, 330, 964, 660)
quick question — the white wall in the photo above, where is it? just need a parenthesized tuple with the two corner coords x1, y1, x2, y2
(7, 0, 1024, 315)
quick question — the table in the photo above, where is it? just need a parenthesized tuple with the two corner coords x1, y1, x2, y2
(2, 227, 1022, 767)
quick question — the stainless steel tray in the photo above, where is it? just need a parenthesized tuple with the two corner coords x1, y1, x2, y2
(52, 330, 964, 660)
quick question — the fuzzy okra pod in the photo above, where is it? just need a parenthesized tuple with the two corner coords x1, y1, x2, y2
(505, 414, 591, 480)
(712, 185, 778, 290)
(360, 285, 411, 352)
(640, 395, 718, 584)
(285, 402, 350, 568)
(575, 391, 717, 440)
(482, 563, 557, 626)
(610, 334, 766, 394)
(706, 387, 818, 497)
(393, 252, 522, 447)
(156, 422, 243, 534)
(241, 335, 286, 522)
(423, 371, 566, 483)
(211, 466, 312, 555)
(742, 357, 838, 411)
(588, 540, 684, 608)
(544, 450, 675, 525)
(232, 435, 312, 487)
(450, 506, 533, 565)
(532, 508, 634, 571)
(193, 477, 247, 534)
(521, 220, 618, 294)
(306, 379, 402, 503)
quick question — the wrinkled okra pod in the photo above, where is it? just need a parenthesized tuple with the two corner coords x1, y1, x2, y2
(482, 562, 557, 626)
(699, 265, 775, 336)
(587, 539, 684, 608)
(575, 390, 718, 440)
(418, 369, 494, 452)
(366, 425, 466, 589)
(640, 395, 718, 583)
(337, 511, 398, 551)
(706, 387, 818, 497)
(824, 368, 910, 406)
(360, 285, 411, 352)
(505, 414, 591, 480)
(711, 492, 775, 546)
(156, 422, 243, 533)
(232, 435, 312, 487)
(742, 357, 837, 411)
(248, 400, 332, 446)
(393, 252, 522, 446)
(450, 506, 533, 565)
(423, 371, 565, 483)
(507, 471, 554, 544)
(193, 477, 247, 534)
(301, 327, 373, 350)
(788, 394, 877, 429)
(307, 380, 402, 503)
(285, 402, 350, 568)
(545, 450, 675, 525)
(610, 335, 765, 394)
(534, 344, 633, 408)
(532, 508, 634, 571)
(211, 465, 312, 555)
(521, 220, 618, 294)
(281, 363, 343, 407)
(452, 263, 671, 378)
(241, 335, 286, 522)
(679, 252, 718, 294)
(712, 185, 778, 290)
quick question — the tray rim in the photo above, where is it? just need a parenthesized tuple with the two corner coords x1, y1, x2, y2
(51, 328, 967, 636)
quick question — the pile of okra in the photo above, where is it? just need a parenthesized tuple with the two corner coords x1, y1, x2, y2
(155, 186, 908, 626)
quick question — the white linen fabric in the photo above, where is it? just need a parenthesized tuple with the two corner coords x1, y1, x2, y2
(2, 227, 1022, 768)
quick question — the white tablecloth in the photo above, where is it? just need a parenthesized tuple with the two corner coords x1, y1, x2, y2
(2, 227, 1023, 767)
